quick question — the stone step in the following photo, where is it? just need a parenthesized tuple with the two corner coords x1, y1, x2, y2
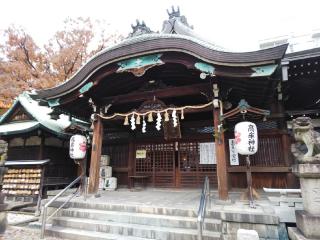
(51, 200, 198, 217)
(52, 217, 221, 240)
(61, 208, 222, 231)
(46, 225, 151, 240)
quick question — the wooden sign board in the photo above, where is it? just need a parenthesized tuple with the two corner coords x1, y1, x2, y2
(163, 118, 181, 140)
(136, 150, 147, 159)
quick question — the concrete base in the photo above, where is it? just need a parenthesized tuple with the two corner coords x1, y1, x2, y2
(291, 163, 320, 240)
(0, 211, 7, 235)
(292, 164, 320, 215)
(0, 193, 7, 236)
(237, 229, 259, 240)
(295, 210, 320, 239)
(288, 227, 318, 240)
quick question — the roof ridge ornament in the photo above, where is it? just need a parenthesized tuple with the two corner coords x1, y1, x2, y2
(167, 6, 180, 19)
(128, 19, 154, 38)
(162, 6, 193, 34)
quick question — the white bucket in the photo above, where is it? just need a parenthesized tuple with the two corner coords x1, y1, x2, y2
(99, 166, 112, 178)
(104, 177, 117, 190)
(98, 178, 105, 190)
(100, 155, 110, 166)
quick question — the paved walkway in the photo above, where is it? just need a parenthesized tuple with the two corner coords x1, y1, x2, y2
(2, 226, 66, 240)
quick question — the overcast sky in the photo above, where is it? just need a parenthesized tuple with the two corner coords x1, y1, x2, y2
(1, 0, 320, 51)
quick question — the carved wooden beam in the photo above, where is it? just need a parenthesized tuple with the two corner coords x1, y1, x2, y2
(100, 83, 211, 105)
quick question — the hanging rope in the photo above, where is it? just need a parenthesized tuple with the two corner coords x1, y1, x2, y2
(97, 101, 213, 120)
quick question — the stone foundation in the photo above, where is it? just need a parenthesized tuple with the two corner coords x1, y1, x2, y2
(295, 210, 320, 239)
(0, 193, 8, 237)
(209, 207, 287, 240)
(290, 163, 320, 240)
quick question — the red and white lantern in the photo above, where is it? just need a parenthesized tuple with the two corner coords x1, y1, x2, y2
(234, 121, 258, 155)
(69, 135, 87, 159)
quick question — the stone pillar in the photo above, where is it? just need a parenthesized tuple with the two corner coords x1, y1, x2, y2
(0, 190, 7, 238)
(289, 163, 320, 239)
(0, 140, 8, 237)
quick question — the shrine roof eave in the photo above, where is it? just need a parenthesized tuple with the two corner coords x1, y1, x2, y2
(0, 92, 89, 138)
(5, 159, 50, 166)
(33, 34, 288, 100)
(0, 121, 40, 136)
(283, 47, 320, 62)
(0, 121, 69, 138)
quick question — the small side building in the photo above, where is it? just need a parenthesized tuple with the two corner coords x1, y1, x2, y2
(0, 92, 90, 192)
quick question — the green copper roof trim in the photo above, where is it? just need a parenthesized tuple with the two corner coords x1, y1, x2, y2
(238, 99, 270, 115)
(194, 62, 215, 75)
(238, 99, 250, 111)
(251, 64, 277, 77)
(0, 98, 19, 124)
(79, 82, 93, 94)
(117, 53, 163, 72)
(48, 98, 60, 107)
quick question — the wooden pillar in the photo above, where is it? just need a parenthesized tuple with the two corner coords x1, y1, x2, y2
(128, 142, 134, 188)
(38, 135, 44, 160)
(213, 105, 229, 200)
(88, 116, 103, 194)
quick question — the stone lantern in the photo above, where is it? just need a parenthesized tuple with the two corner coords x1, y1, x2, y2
(288, 117, 320, 239)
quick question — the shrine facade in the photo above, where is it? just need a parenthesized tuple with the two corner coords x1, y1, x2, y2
(30, 8, 294, 200)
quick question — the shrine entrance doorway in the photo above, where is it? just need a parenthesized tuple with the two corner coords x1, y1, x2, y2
(134, 140, 217, 188)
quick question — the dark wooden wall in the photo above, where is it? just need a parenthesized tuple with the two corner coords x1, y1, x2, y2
(102, 143, 129, 186)
(8, 146, 40, 160)
(6, 136, 77, 188)
(102, 129, 298, 189)
(227, 130, 298, 188)
(42, 146, 77, 179)
(104, 139, 217, 188)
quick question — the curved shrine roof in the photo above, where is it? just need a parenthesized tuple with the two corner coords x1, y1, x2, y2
(35, 34, 288, 99)
(34, 7, 288, 100)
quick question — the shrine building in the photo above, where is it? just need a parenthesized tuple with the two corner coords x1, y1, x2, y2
(4, 7, 315, 200)
(33, 8, 292, 198)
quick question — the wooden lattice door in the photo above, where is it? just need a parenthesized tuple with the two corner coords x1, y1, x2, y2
(135, 143, 175, 187)
(178, 141, 217, 187)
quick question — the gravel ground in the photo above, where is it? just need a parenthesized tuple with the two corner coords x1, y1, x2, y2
(2, 226, 67, 240)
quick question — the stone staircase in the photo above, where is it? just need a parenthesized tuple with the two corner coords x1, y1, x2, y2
(43, 200, 222, 240)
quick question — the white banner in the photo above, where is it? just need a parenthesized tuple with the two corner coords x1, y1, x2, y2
(229, 139, 239, 166)
(199, 142, 216, 164)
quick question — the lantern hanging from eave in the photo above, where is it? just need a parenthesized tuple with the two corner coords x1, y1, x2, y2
(69, 135, 87, 159)
(234, 121, 258, 155)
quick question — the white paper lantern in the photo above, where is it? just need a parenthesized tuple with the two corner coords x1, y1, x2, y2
(234, 121, 258, 155)
(69, 135, 87, 159)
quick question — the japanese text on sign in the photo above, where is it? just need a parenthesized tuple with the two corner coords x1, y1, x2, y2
(234, 121, 258, 155)
(248, 124, 256, 153)
(199, 142, 216, 164)
(229, 139, 239, 166)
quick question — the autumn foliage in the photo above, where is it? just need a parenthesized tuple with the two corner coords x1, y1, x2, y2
(0, 17, 122, 106)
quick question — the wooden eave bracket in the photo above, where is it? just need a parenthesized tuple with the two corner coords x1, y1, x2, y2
(221, 99, 270, 121)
